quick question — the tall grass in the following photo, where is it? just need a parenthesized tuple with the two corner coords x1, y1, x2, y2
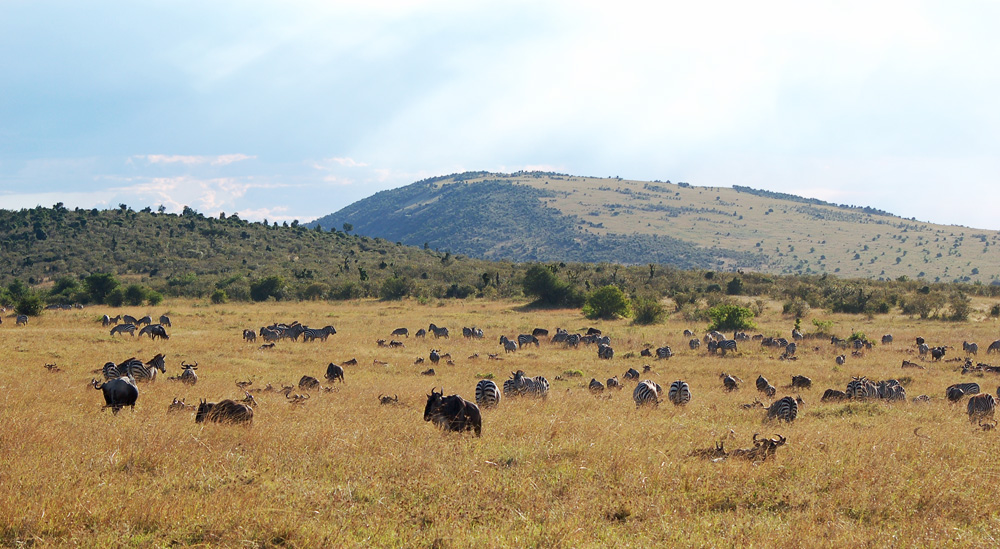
(1, 299, 999, 546)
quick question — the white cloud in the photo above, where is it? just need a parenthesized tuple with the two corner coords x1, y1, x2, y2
(134, 154, 255, 166)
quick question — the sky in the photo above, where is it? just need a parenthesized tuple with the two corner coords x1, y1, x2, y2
(1, 1, 999, 229)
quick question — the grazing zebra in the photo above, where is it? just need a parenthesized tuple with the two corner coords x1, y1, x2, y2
(683, 329, 694, 337)
(767, 396, 798, 422)
(668, 380, 692, 406)
(689, 338, 701, 350)
(475, 380, 502, 409)
(123, 315, 138, 325)
(428, 324, 449, 339)
(159, 315, 171, 327)
(597, 344, 614, 360)
(835, 355, 846, 365)
(129, 354, 167, 382)
(715, 339, 737, 356)
(110, 324, 136, 337)
(138, 324, 169, 339)
(948, 382, 980, 398)
(791, 375, 811, 389)
(243, 329, 256, 342)
(136, 315, 152, 327)
(302, 325, 337, 342)
(918, 343, 929, 357)
(392, 327, 410, 338)
(709, 330, 725, 342)
(517, 334, 539, 347)
(756, 375, 770, 393)
(881, 334, 893, 345)
(415, 328, 427, 338)
(846, 377, 876, 399)
(589, 378, 605, 393)
(15, 315, 28, 326)
(963, 341, 979, 356)
(988, 340, 1000, 354)
(502, 378, 518, 397)
(607, 376, 621, 390)
(623, 368, 640, 381)
(633, 380, 661, 407)
(101, 314, 120, 326)
(179, 362, 198, 385)
(656, 346, 673, 360)
(565, 334, 581, 347)
(782, 343, 797, 358)
(499, 336, 518, 353)
(510, 370, 549, 398)
(967, 393, 997, 423)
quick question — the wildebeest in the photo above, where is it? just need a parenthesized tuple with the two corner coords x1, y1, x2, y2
(92, 376, 139, 415)
(791, 375, 812, 389)
(195, 399, 254, 424)
(179, 362, 198, 385)
(299, 375, 321, 390)
(325, 363, 345, 383)
(821, 389, 848, 402)
(139, 324, 169, 340)
(532, 328, 549, 338)
(606, 376, 621, 390)
(243, 329, 256, 342)
(589, 378, 605, 393)
(623, 368, 640, 381)
(423, 388, 482, 437)
(168, 397, 194, 412)
(379, 394, 400, 406)
(159, 315, 172, 327)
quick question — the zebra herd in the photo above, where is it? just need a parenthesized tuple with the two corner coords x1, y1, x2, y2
(101, 353, 167, 382)
(255, 322, 337, 343)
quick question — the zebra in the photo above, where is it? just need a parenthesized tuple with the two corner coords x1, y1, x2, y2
(756, 375, 770, 393)
(846, 377, 877, 400)
(767, 396, 798, 422)
(15, 315, 27, 326)
(607, 376, 621, 390)
(988, 340, 1000, 354)
(243, 329, 256, 342)
(136, 315, 152, 327)
(101, 314, 120, 326)
(159, 315, 171, 327)
(623, 368, 640, 381)
(782, 342, 797, 358)
(475, 380, 502, 409)
(110, 324, 136, 336)
(792, 329, 803, 341)
(532, 328, 549, 338)
(881, 334, 893, 345)
(597, 344, 614, 360)
(721, 373, 739, 391)
(392, 327, 410, 338)
(633, 380, 661, 407)
(968, 393, 997, 423)
(948, 383, 980, 399)
(138, 324, 168, 339)
(517, 334, 539, 347)
(428, 324, 449, 339)
(123, 314, 138, 325)
(689, 338, 701, 350)
(502, 378, 518, 397)
(709, 330, 725, 342)
(589, 378, 605, 393)
(835, 355, 846, 365)
(918, 343, 929, 357)
(510, 370, 549, 398)
(126, 354, 166, 382)
(656, 346, 673, 360)
(963, 341, 979, 356)
(302, 325, 337, 342)
(668, 380, 692, 406)
(683, 329, 694, 337)
(415, 328, 427, 338)
(499, 335, 518, 353)
(565, 334, 581, 347)
(715, 340, 737, 356)
(102, 361, 124, 381)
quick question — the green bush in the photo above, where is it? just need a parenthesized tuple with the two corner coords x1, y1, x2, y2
(380, 277, 412, 300)
(123, 284, 148, 306)
(211, 289, 228, 304)
(706, 303, 756, 332)
(105, 287, 125, 307)
(583, 285, 631, 320)
(15, 293, 43, 316)
(147, 291, 163, 306)
(250, 276, 286, 302)
(85, 273, 120, 304)
(523, 265, 583, 307)
(632, 297, 667, 325)
(782, 297, 810, 318)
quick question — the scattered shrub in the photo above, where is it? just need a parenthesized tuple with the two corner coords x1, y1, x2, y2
(707, 303, 756, 332)
(583, 285, 631, 320)
(632, 297, 667, 325)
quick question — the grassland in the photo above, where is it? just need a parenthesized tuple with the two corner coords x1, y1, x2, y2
(4, 298, 1000, 547)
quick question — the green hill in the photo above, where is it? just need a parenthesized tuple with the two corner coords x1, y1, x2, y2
(311, 172, 1000, 284)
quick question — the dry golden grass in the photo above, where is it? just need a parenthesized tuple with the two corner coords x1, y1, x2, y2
(4, 299, 1000, 547)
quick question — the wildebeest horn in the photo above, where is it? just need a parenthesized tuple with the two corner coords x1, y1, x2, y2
(752, 433, 761, 444)
(394, 394, 398, 401)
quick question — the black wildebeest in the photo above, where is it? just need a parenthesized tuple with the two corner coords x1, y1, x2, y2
(195, 399, 253, 424)
(299, 375, 321, 390)
(423, 388, 482, 437)
(325, 363, 345, 383)
(92, 376, 139, 415)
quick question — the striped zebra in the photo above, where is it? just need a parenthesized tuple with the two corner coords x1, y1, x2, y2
(124, 354, 166, 382)
(689, 338, 701, 350)
(633, 380, 661, 407)
(656, 346, 673, 360)
(710, 339, 737, 355)
(589, 378, 605, 393)
(623, 368, 640, 381)
(502, 378, 518, 397)
(102, 361, 124, 380)
(510, 370, 549, 398)
(668, 380, 692, 406)
(122, 314, 138, 325)
(517, 334, 539, 347)
(792, 329, 803, 341)
(499, 335, 518, 353)
(101, 314, 121, 326)
(767, 396, 798, 422)
(243, 329, 256, 342)
(709, 330, 725, 342)
(846, 376, 877, 399)
(963, 341, 979, 356)
(260, 327, 282, 342)
(565, 334, 581, 347)
(947, 383, 980, 401)
(15, 315, 28, 326)
(136, 315, 152, 327)
(967, 393, 997, 423)
(159, 315, 172, 327)
(881, 334, 893, 345)
(988, 340, 1000, 354)
(110, 324, 136, 336)
(475, 380, 502, 409)
(302, 325, 337, 342)
(597, 344, 614, 360)
(428, 324, 449, 339)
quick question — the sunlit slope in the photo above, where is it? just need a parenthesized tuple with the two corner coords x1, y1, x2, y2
(313, 172, 1000, 283)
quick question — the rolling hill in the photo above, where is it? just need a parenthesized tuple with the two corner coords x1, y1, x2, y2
(311, 171, 1000, 284)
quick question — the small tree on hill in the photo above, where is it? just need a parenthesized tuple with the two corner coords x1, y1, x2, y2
(583, 285, 631, 320)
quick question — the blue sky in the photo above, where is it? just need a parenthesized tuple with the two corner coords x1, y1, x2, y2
(2, 1, 999, 229)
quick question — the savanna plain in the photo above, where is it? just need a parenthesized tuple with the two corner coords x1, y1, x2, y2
(3, 298, 1000, 547)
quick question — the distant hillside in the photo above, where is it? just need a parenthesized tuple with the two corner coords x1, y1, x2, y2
(312, 172, 1000, 284)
